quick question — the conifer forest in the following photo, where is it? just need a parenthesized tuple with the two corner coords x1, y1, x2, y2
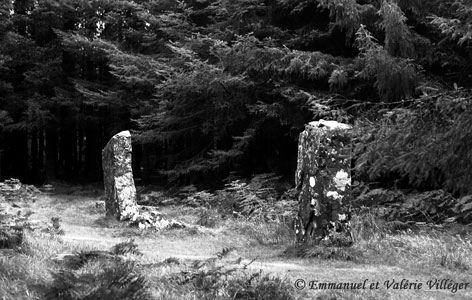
(3, 2, 472, 300)
(1, 0, 471, 194)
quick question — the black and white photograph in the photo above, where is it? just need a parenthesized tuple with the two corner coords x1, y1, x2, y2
(1, 0, 472, 299)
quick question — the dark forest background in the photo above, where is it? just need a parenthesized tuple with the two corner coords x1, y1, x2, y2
(0, 0, 471, 195)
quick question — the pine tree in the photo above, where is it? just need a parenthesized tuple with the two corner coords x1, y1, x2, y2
(0, 0, 470, 192)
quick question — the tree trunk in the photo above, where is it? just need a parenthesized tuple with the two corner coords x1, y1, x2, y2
(31, 129, 38, 183)
(78, 128, 83, 176)
(85, 122, 99, 179)
(6, 130, 28, 182)
(142, 144, 152, 185)
(72, 129, 78, 176)
(132, 142, 142, 179)
(59, 126, 73, 179)
(46, 127, 58, 181)
(38, 129, 45, 183)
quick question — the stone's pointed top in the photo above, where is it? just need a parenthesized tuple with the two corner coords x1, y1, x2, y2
(116, 130, 131, 137)
(307, 119, 351, 130)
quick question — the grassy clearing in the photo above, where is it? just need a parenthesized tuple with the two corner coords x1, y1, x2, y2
(0, 231, 301, 300)
(2, 194, 472, 299)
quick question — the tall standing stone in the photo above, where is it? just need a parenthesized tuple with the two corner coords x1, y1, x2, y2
(295, 120, 352, 244)
(102, 130, 138, 220)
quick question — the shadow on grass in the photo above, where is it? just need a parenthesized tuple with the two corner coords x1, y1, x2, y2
(282, 244, 363, 262)
(93, 216, 123, 228)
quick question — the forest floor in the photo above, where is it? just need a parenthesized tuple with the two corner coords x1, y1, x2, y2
(15, 186, 472, 300)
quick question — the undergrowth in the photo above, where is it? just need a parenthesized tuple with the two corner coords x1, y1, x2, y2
(282, 209, 472, 274)
(152, 247, 299, 300)
(0, 230, 300, 300)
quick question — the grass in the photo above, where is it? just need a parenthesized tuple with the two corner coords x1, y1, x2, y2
(2, 193, 472, 299)
(0, 231, 300, 300)
(355, 231, 472, 271)
(0, 231, 110, 300)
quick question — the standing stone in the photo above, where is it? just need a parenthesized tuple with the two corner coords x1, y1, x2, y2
(102, 131, 138, 220)
(295, 120, 352, 244)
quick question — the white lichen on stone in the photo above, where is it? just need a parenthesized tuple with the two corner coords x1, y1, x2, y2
(309, 176, 316, 187)
(326, 190, 343, 200)
(333, 169, 350, 191)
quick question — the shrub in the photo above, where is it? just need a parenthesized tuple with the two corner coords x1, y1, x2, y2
(45, 241, 151, 300)
(112, 239, 142, 256)
(353, 88, 472, 196)
(0, 225, 23, 249)
(226, 272, 296, 300)
(165, 248, 298, 300)
(216, 174, 297, 223)
(46, 260, 151, 300)
(196, 208, 219, 228)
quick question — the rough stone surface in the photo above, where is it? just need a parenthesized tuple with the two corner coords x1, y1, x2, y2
(130, 206, 186, 230)
(102, 131, 138, 220)
(295, 119, 352, 244)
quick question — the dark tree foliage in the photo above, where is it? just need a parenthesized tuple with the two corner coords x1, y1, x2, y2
(0, 0, 471, 194)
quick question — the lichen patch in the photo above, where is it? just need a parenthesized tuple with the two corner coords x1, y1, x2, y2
(333, 170, 350, 191)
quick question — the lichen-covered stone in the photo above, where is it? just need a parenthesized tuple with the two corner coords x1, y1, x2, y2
(295, 119, 352, 244)
(102, 131, 138, 220)
(130, 206, 186, 230)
